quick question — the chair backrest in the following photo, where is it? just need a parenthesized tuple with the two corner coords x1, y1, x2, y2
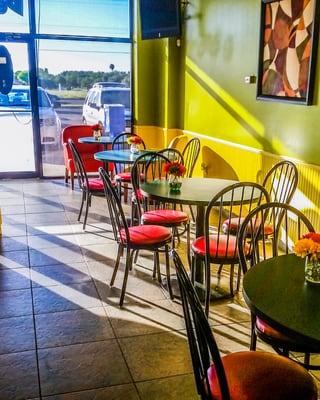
(172, 250, 230, 400)
(262, 160, 298, 205)
(238, 202, 315, 274)
(68, 139, 89, 190)
(182, 138, 201, 177)
(205, 182, 270, 262)
(157, 147, 184, 165)
(99, 167, 129, 244)
(131, 152, 170, 220)
(168, 134, 186, 149)
(62, 125, 102, 153)
(111, 133, 146, 175)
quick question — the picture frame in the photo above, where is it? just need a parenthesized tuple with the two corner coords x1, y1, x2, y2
(257, 0, 320, 105)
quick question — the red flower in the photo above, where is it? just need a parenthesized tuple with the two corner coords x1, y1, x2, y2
(92, 123, 102, 131)
(127, 135, 142, 145)
(164, 161, 186, 177)
(303, 232, 320, 243)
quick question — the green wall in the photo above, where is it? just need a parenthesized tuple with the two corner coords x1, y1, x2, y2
(135, 0, 320, 165)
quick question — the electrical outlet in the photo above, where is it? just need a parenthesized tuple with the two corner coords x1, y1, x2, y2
(244, 75, 256, 84)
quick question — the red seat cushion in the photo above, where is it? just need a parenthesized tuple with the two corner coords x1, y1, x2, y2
(255, 317, 297, 343)
(84, 178, 104, 191)
(142, 209, 189, 225)
(119, 225, 172, 246)
(192, 234, 249, 258)
(222, 217, 274, 236)
(208, 351, 317, 400)
(115, 172, 132, 182)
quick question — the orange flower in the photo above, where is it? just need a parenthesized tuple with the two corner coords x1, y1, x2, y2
(294, 235, 320, 260)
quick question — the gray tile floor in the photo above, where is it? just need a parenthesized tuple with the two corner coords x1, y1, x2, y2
(0, 179, 319, 399)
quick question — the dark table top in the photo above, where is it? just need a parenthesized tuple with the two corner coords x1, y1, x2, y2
(140, 177, 239, 206)
(78, 136, 113, 145)
(94, 149, 152, 164)
(243, 253, 320, 348)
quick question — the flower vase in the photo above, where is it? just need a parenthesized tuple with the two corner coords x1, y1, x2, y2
(169, 175, 182, 193)
(93, 130, 101, 141)
(130, 143, 139, 154)
(305, 256, 320, 284)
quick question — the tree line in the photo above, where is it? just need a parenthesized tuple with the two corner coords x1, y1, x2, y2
(15, 68, 130, 89)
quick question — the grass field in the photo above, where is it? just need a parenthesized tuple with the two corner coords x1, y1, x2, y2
(48, 89, 87, 99)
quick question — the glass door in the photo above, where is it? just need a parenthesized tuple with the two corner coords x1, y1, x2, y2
(0, 42, 38, 176)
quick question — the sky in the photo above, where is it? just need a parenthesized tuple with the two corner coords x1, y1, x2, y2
(0, 0, 131, 73)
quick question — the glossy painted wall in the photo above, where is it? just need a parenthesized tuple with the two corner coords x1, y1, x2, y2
(183, 0, 320, 165)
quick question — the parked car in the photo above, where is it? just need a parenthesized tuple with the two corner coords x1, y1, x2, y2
(0, 85, 62, 146)
(82, 86, 131, 128)
(92, 82, 126, 88)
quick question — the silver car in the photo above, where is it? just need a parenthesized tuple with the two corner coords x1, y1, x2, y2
(0, 85, 61, 146)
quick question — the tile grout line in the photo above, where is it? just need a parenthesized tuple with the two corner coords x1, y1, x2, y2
(88, 256, 143, 400)
(24, 189, 43, 400)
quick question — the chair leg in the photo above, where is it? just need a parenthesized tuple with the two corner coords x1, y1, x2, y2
(190, 254, 196, 284)
(65, 168, 69, 184)
(236, 264, 241, 292)
(304, 353, 311, 368)
(78, 191, 86, 222)
(229, 264, 235, 297)
(250, 314, 257, 351)
(205, 259, 211, 317)
(71, 172, 74, 190)
(111, 244, 123, 286)
(120, 248, 133, 307)
(154, 251, 161, 283)
(217, 264, 223, 277)
(165, 245, 174, 300)
(186, 223, 191, 268)
(189, 204, 196, 223)
(83, 193, 90, 230)
(123, 184, 129, 203)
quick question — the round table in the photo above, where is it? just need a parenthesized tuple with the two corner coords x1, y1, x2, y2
(78, 136, 113, 149)
(140, 177, 239, 298)
(94, 149, 152, 164)
(140, 177, 238, 238)
(243, 253, 320, 348)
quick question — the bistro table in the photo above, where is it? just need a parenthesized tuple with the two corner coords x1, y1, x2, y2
(94, 149, 152, 164)
(78, 136, 113, 149)
(243, 253, 320, 348)
(140, 177, 239, 298)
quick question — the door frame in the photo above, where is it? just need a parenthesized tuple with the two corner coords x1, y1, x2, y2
(0, 35, 42, 179)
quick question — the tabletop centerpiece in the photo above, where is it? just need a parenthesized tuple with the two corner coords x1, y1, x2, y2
(92, 123, 103, 140)
(294, 232, 320, 284)
(164, 161, 186, 193)
(127, 135, 142, 154)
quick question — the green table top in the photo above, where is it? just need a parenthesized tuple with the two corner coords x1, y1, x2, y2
(140, 177, 239, 206)
(78, 136, 113, 144)
(94, 149, 152, 163)
(243, 253, 320, 348)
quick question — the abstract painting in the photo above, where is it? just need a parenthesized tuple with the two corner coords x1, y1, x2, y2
(257, 0, 319, 105)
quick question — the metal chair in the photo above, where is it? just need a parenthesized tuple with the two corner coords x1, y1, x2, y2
(191, 182, 269, 315)
(157, 147, 184, 164)
(68, 139, 105, 229)
(172, 249, 318, 400)
(99, 167, 172, 306)
(112, 132, 146, 202)
(181, 138, 201, 221)
(223, 160, 298, 235)
(238, 202, 320, 370)
(131, 152, 191, 295)
(182, 137, 201, 178)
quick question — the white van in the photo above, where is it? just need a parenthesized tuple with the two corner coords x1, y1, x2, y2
(82, 86, 131, 127)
